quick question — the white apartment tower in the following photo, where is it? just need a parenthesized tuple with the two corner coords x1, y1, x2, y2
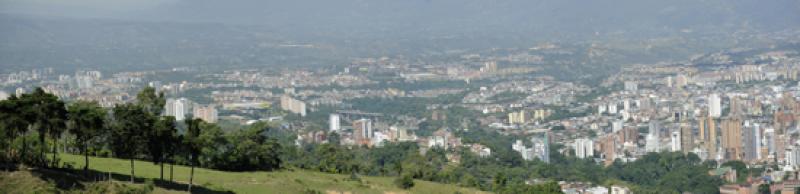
(574, 138, 594, 159)
(709, 94, 722, 118)
(329, 113, 341, 132)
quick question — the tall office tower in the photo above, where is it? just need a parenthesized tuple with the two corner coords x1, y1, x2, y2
(743, 123, 761, 162)
(709, 94, 722, 118)
(680, 123, 694, 153)
(721, 118, 743, 160)
(329, 114, 341, 132)
(764, 128, 776, 159)
(671, 131, 682, 152)
(708, 117, 718, 159)
(574, 138, 594, 159)
(699, 115, 718, 159)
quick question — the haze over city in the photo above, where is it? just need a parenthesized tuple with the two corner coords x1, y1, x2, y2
(1, 0, 800, 193)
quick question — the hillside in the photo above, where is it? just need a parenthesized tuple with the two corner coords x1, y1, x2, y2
(21, 154, 486, 194)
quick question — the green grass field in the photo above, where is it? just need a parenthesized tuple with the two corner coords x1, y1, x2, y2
(55, 154, 488, 194)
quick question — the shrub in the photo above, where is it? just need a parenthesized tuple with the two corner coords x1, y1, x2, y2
(394, 174, 415, 189)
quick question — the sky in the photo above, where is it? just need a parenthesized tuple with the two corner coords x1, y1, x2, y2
(1, 0, 799, 41)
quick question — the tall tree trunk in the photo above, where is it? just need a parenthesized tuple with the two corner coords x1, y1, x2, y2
(40, 136, 46, 167)
(51, 140, 57, 168)
(130, 158, 135, 183)
(169, 162, 174, 182)
(188, 162, 194, 192)
(160, 162, 164, 180)
(83, 144, 89, 175)
(21, 134, 26, 163)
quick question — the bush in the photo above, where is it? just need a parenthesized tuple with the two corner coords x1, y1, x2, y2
(394, 174, 415, 189)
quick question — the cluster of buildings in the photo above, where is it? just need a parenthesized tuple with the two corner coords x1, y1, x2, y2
(165, 97, 218, 123)
(512, 135, 551, 163)
(280, 95, 307, 117)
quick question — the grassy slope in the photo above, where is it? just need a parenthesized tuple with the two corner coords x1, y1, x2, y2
(59, 154, 488, 194)
(0, 169, 162, 194)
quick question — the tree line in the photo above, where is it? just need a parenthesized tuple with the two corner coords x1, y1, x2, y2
(0, 87, 282, 192)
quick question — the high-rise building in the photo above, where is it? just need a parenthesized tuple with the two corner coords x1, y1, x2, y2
(680, 123, 694, 153)
(574, 138, 594, 159)
(15, 88, 25, 97)
(608, 102, 618, 114)
(193, 105, 218, 123)
(649, 121, 660, 136)
(280, 95, 307, 116)
(646, 133, 660, 153)
(483, 61, 498, 72)
(165, 98, 188, 121)
(743, 123, 761, 162)
(699, 115, 717, 159)
(646, 121, 661, 153)
(353, 119, 373, 144)
(531, 134, 550, 163)
(612, 120, 624, 132)
(709, 94, 722, 118)
(598, 105, 607, 115)
(786, 145, 800, 168)
(329, 114, 341, 132)
(508, 111, 526, 124)
(721, 118, 743, 160)
(666, 76, 673, 88)
(671, 131, 681, 152)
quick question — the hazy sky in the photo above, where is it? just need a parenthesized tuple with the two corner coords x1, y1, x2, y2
(0, 0, 178, 18)
(3, 0, 799, 29)
(2, 0, 799, 40)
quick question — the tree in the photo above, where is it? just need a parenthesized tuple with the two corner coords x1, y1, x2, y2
(394, 174, 415, 189)
(149, 116, 177, 180)
(167, 133, 183, 182)
(111, 103, 151, 183)
(136, 86, 166, 116)
(184, 118, 204, 192)
(20, 88, 66, 167)
(759, 183, 771, 194)
(0, 96, 30, 164)
(721, 160, 748, 183)
(66, 101, 106, 174)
